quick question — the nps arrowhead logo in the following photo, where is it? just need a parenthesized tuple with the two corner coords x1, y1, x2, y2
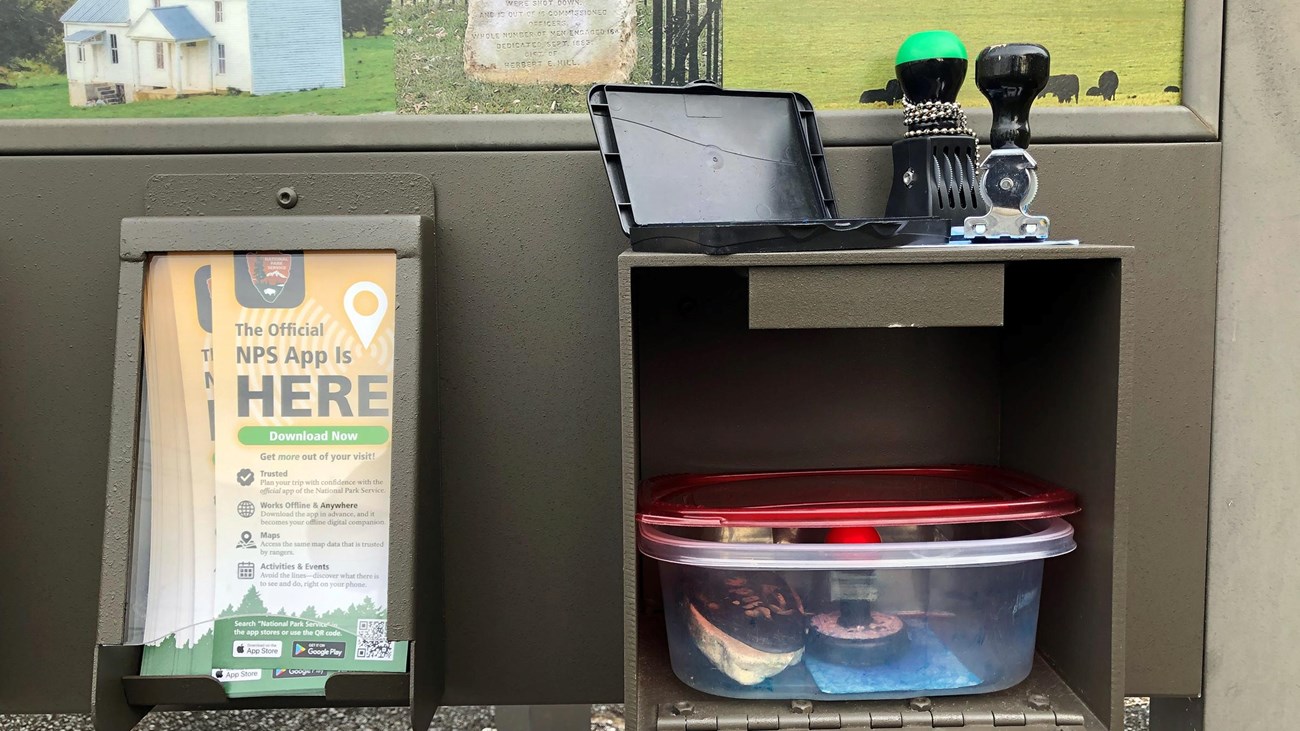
(245, 253, 293, 304)
(233, 252, 305, 309)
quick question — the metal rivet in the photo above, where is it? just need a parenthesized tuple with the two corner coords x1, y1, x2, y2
(909, 697, 932, 712)
(1027, 694, 1051, 710)
(974, 223, 988, 235)
(1022, 222, 1038, 234)
(672, 701, 694, 716)
(999, 177, 1015, 190)
(790, 700, 813, 713)
(902, 168, 916, 187)
(276, 187, 298, 209)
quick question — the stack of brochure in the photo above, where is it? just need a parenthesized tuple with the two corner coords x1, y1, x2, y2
(133, 251, 407, 697)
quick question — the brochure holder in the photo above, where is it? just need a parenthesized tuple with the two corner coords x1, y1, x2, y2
(93, 215, 441, 731)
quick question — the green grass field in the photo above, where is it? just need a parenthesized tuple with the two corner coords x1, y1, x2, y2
(723, 0, 1185, 109)
(0, 36, 395, 119)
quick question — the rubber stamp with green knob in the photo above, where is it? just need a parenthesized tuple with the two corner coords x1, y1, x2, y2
(963, 43, 1052, 240)
(885, 30, 987, 231)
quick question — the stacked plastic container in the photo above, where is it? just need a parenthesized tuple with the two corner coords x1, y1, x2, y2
(637, 467, 1079, 700)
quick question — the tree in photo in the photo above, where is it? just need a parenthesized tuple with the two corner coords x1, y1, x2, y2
(0, 0, 76, 76)
(341, 0, 389, 37)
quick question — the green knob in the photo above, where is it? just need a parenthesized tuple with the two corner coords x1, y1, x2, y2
(895, 30, 968, 66)
(895, 30, 969, 105)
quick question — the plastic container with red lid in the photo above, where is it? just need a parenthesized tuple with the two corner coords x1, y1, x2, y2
(639, 466, 1079, 528)
(636, 466, 1078, 701)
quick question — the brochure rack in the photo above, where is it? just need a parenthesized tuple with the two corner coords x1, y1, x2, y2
(619, 246, 1132, 730)
(94, 212, 441, 731)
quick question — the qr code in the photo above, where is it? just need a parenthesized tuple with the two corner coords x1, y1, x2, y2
(355, 619, 394, 661)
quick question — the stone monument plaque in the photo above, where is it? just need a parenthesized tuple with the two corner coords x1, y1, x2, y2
(464, 0, 637, 84)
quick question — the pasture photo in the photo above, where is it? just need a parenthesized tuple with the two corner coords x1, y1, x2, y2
(723, 0, 1185, 108)
(392, 0, 1184, 114)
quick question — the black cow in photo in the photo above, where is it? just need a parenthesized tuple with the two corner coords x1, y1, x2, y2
(1086, 70, 1121, 101)
(860, 79, 903, 106)
(1037, 74, 1080, 103)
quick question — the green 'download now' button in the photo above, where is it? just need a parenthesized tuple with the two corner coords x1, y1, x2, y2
(239, 426, 390, 445)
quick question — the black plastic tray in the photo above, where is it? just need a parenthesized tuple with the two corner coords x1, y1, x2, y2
(588, 82, 948, 254)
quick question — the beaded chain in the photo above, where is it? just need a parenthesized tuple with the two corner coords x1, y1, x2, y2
(902, 99, 975, 138)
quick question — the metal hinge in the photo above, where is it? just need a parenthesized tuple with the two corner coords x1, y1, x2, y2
(656, 701, 1086, 730)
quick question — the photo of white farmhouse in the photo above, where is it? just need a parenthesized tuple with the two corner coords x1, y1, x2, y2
(60, 0, 346, 106)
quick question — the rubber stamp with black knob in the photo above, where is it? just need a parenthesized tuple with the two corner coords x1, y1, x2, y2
(963, 43, 1052, 241)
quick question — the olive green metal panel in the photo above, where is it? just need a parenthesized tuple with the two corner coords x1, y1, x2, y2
(0, 105, 1217, 156)
(748, 264, 1005, 330)
(1000, 258, 1128, 725)
(1023, 145, 1220, 697)
(1199, 0, 1300, 727)
(0, 142, 1217, 712)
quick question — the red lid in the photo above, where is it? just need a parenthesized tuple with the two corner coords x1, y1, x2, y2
(637, 466, 1078, 528)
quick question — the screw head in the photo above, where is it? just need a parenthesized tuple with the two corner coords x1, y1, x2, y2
(790, 700, 813, 713)
(1027, 693, 1051, 710)
(276, 187, 298, 209)
(909, 697, 932, 712)
(672, 702, 694, 716)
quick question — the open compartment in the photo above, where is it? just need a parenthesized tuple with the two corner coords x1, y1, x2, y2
(93, 216, 443, 731)
(620, 246, 1129, 730)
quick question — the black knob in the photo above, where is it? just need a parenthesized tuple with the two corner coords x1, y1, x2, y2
(896, 57, 967, 105)
(976, 44, 1050, 149)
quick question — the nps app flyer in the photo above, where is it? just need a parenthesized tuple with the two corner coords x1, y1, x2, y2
(135, 251, 408, 696)
(209, 251, 406, 674)
(138, 253, 212, 677)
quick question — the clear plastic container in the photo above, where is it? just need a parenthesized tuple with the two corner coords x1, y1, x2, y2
(636, 467, 1078, 701)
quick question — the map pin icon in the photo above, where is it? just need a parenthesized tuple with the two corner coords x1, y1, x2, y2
(344, 281, 388, 349)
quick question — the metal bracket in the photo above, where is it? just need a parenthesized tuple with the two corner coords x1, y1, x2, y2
(962, 148, 1050, 241)
(655, 704, 1085, 730)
